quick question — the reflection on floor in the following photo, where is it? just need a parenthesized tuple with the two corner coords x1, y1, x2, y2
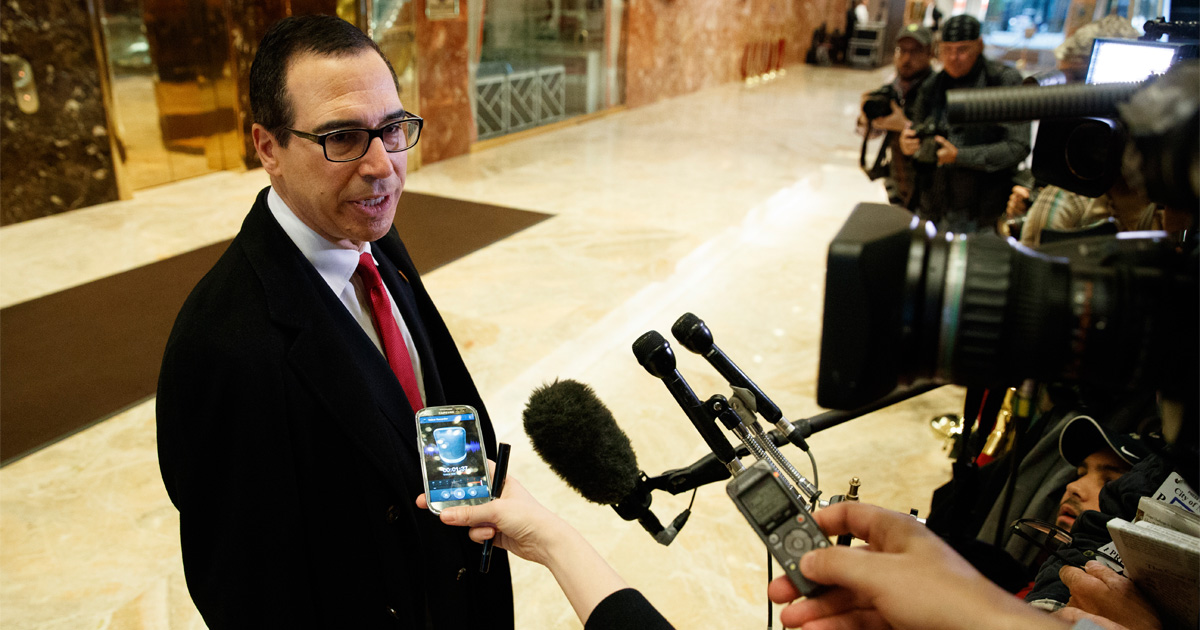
(0, 64, 964, 630)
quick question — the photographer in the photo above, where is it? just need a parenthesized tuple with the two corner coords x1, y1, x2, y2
(900, 15, 1031, 233)
(858, 25, 935, 206)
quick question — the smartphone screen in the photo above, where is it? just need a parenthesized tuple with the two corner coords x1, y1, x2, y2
(416, 405, 492, 513)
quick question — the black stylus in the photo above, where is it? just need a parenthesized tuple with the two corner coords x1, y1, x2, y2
(479, 442, 511, 573)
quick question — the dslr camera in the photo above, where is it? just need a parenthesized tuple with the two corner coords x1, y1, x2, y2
(862, 84, 901, 120)
(910, 119, 948, 165)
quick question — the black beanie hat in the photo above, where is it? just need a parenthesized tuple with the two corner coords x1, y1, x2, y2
(942, 15, 981, 42)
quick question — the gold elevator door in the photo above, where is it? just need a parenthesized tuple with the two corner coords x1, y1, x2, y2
(98, 0, 240, 191)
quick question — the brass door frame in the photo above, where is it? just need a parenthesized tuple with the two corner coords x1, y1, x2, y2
(87, 0, 133, 200)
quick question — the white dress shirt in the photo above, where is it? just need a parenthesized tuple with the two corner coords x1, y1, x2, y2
(267, 188, 425, 404)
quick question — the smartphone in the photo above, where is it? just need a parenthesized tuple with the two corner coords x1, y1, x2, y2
(415, 405, 492, 514)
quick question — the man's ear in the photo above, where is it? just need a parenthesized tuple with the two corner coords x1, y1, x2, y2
(252, 124, 282, 175)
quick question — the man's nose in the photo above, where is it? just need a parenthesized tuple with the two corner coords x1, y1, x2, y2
(357, 137, 395, 177)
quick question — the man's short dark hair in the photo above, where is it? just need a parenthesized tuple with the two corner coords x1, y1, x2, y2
(249, 14, 399, 147)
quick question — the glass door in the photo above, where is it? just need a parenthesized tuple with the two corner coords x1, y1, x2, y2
(471, 0, 623, 141)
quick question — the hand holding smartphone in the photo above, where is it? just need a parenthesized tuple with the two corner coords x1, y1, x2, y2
(416, 405, 493, 514)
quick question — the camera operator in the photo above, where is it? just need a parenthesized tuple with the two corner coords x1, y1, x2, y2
(900, 15, 1031, 233)
(858, 25, 935, 206)
(1004, 15, 1145, 242)
(1016, 177, 1162, 248)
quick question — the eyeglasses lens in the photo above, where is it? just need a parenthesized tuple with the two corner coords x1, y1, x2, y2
(324, 121, 420, 161)
(1016, 520, 1072, 548)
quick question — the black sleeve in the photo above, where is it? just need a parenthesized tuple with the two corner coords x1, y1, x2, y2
(954, 65, 1031, 173)
(584, 589, 675, 630)
(157, 315, 319, 628)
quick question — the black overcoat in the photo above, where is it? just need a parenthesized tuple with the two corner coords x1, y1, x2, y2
(157, 187, 514, 629)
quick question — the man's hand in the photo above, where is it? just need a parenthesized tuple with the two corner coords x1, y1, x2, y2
(1007, 185, 1032, 218)
(899, 125, 920, 156)
(873, 101, 910, 132)
(1057, 561, 1162, 630)
(934, 135, 958, 165)
(1054, 607, 1137, 630)
(766, 502, 1069, 630)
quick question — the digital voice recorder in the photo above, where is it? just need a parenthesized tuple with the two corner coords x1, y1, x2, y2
(727, 459, 829, 596)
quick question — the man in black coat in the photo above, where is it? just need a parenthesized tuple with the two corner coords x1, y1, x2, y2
(900, 14, 1030, 233)
(156, 15, 514, 628)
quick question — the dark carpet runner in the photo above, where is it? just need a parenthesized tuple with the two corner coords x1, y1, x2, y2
(0, 191, 550, 465)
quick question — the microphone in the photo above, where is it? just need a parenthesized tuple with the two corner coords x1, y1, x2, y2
(671, 312, 812, 451)
(631, 331, 744, 475)
(523, 378, 689, 545)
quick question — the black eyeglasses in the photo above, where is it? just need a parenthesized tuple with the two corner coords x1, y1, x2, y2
(1009, 518, 1091, 569)
(287, 117, 423, 162)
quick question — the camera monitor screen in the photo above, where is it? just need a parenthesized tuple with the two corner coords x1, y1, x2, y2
(1086, 38, 1183, 83)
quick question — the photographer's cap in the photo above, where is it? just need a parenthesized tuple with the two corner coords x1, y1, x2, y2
(897, 24, 934, 48)
(941, 15, 982, 42)
(1058, 415, 1152, 468)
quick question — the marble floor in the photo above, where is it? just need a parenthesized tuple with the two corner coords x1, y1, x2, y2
(0, 64, 966, 629)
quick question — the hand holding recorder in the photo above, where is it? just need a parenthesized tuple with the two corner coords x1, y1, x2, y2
(768, 502, 1072, 630)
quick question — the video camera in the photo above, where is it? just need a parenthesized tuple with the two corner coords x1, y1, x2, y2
(818, 61, 1199, 413)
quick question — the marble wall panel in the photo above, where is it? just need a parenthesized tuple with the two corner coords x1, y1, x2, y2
(415, 0, 472, 164)
(624, 0, 829, 108)
(0, 0, 120, 226)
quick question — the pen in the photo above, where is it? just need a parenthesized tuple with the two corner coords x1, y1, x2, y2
(479, 442, 511, 573)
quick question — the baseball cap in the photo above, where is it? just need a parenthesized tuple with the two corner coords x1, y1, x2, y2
(941, 14, 981, 42)
(1058, 415, 1153, 468)
(897, 24, 934, 48)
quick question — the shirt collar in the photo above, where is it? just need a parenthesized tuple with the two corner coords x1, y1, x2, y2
(267, 187, 374, 296)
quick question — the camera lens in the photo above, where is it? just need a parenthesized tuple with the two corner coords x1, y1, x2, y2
(900, 224, 1072, 388)
(818, 203, 1196, 410)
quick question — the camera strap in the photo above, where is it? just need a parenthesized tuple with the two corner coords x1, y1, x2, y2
(859, 121, 893, 181)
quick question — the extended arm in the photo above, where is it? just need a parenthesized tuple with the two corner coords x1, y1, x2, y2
(418, 474, 673, 629)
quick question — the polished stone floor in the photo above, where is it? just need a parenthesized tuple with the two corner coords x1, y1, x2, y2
(0, 64, 965, 629)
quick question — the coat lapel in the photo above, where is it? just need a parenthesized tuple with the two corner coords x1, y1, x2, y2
(238, 190, 422, 498)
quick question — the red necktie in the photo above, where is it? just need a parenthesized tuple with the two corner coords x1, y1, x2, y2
(356, 252, 424, 411)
